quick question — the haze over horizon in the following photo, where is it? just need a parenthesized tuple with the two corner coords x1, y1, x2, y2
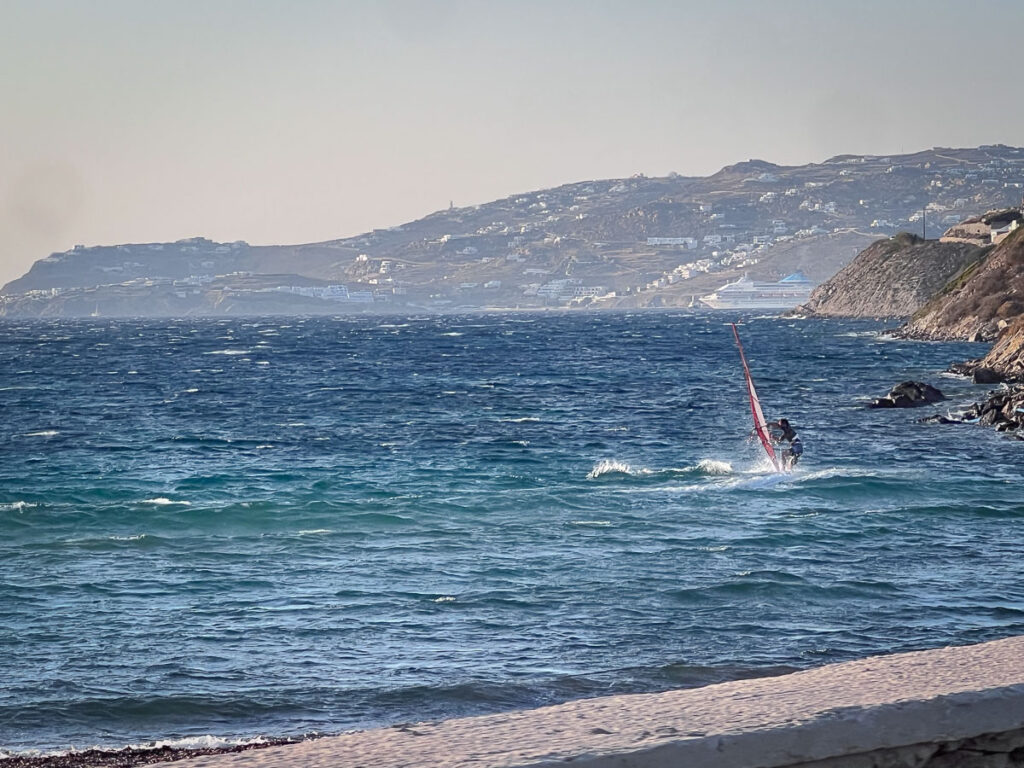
(2, 0, 1024, 287)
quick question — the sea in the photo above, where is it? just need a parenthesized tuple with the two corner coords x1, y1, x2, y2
(2, 311, 1023, 758)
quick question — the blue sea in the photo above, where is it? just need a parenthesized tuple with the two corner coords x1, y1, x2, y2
(2, 312, 1023, 757)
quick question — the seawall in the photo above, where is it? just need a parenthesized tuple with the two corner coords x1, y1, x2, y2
(168, 635, 1024, 768)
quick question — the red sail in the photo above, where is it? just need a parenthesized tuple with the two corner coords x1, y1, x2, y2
(731, 323, 781, 471)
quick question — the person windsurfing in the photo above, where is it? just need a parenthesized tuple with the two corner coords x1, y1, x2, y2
(767, 418, 802, 470)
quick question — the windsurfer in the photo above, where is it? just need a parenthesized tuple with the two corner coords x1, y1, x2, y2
(767, 419, 802, 469)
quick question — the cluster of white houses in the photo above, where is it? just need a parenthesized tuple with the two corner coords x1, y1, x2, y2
(272, 284, 376, 303)
(526, 279, 609, 303)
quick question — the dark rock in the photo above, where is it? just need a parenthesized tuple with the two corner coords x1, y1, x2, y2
(972, 366, 1003, 384)
(948, 361, 977, 378)
(919, 414, 960, 424)
(961, 384, 1024, 431)
(868, 380, 946, 408)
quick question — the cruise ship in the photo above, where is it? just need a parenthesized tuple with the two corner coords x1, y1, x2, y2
(700, 272, 815, 310)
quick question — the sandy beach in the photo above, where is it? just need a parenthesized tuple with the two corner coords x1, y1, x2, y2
(138, 635, 1024, 768)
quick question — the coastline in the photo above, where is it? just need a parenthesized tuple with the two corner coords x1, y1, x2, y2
(0, 739, 302, 768)
(166, 635, 1024, 767)
(7, 636, 1023, 768)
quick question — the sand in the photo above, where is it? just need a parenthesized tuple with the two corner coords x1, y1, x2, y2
(159, 634, 1024, 768)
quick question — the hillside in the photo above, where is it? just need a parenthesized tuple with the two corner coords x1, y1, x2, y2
(971, 314, 1024, 381)
(899, 226, 1024, 342)
(3, 144, 1024, 317)
(791, 233, 984, 318)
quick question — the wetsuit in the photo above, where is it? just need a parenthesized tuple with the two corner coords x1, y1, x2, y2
(775, 422, 797, 443)
(770, 421, 802, 468)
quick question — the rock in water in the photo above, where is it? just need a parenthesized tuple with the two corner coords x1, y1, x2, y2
(959, 384, 1024, 433)
(869, 381, 946, 408)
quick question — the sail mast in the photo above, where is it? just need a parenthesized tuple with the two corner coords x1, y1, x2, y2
(731, 323, 781, 471)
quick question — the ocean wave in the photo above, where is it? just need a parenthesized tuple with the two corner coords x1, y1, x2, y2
(588, 458, 732, 481)
(0, 501, 36, 512)
(696, 459, 732, 475)
(141, 498, 191, 506)
(0, 733, 284, 760)
(586, 459, 650, 479)
(23, 430, 59, 437)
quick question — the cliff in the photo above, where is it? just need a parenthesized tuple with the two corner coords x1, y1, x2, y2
(791, 233, 983, 318)
(899, 226, 1024, 342)
(977, 314, 1024, 380)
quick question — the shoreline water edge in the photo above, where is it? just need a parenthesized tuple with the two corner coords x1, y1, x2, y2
(7, 636, 1024, 768)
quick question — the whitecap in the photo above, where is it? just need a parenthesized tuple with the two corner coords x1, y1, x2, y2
(696, 459, 733, 475)
(433, 596, 456, 603)
(441, 332, 463, 336)
(203, 349, 251, 356)
(107, 735, 278, 757)
(0, 501, 36, 512)
(142, 497, 191, 506)
(587, 459, 653, 479)
(109, 534, 147, 541)
(24, 430, 58, 437)
(571, 520, 612, 527)
(500, 417, 541, 423)
(297, 529, 333, 536)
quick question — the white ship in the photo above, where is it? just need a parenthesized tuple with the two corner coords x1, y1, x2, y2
(700, 272, 815, 310)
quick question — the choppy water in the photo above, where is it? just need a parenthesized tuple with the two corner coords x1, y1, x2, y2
(1, 312, 1022, 756)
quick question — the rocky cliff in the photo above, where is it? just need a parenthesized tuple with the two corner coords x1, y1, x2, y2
(976, 314, 1024, 380)
(949, 313, 1024, 384)
(791, 233, 983, 318)
(899, 226, 1024, 342)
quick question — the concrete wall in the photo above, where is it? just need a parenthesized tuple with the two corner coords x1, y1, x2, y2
(169, 635, 1024, 768)
(796, 730, 1024, 767)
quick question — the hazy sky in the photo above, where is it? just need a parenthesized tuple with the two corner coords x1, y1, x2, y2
(2, 0, 1023, 286)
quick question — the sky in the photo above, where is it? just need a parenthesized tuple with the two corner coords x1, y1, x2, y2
(2, 0, 1024, 287)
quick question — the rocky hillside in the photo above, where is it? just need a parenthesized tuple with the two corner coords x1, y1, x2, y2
(899, 226, 1024, 342)
(976, 314, 1024, 380)
(791, 233, 984, 318)
(3, 145, 1024, 317)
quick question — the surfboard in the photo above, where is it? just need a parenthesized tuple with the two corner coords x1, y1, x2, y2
(730, 323, 783, 472)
